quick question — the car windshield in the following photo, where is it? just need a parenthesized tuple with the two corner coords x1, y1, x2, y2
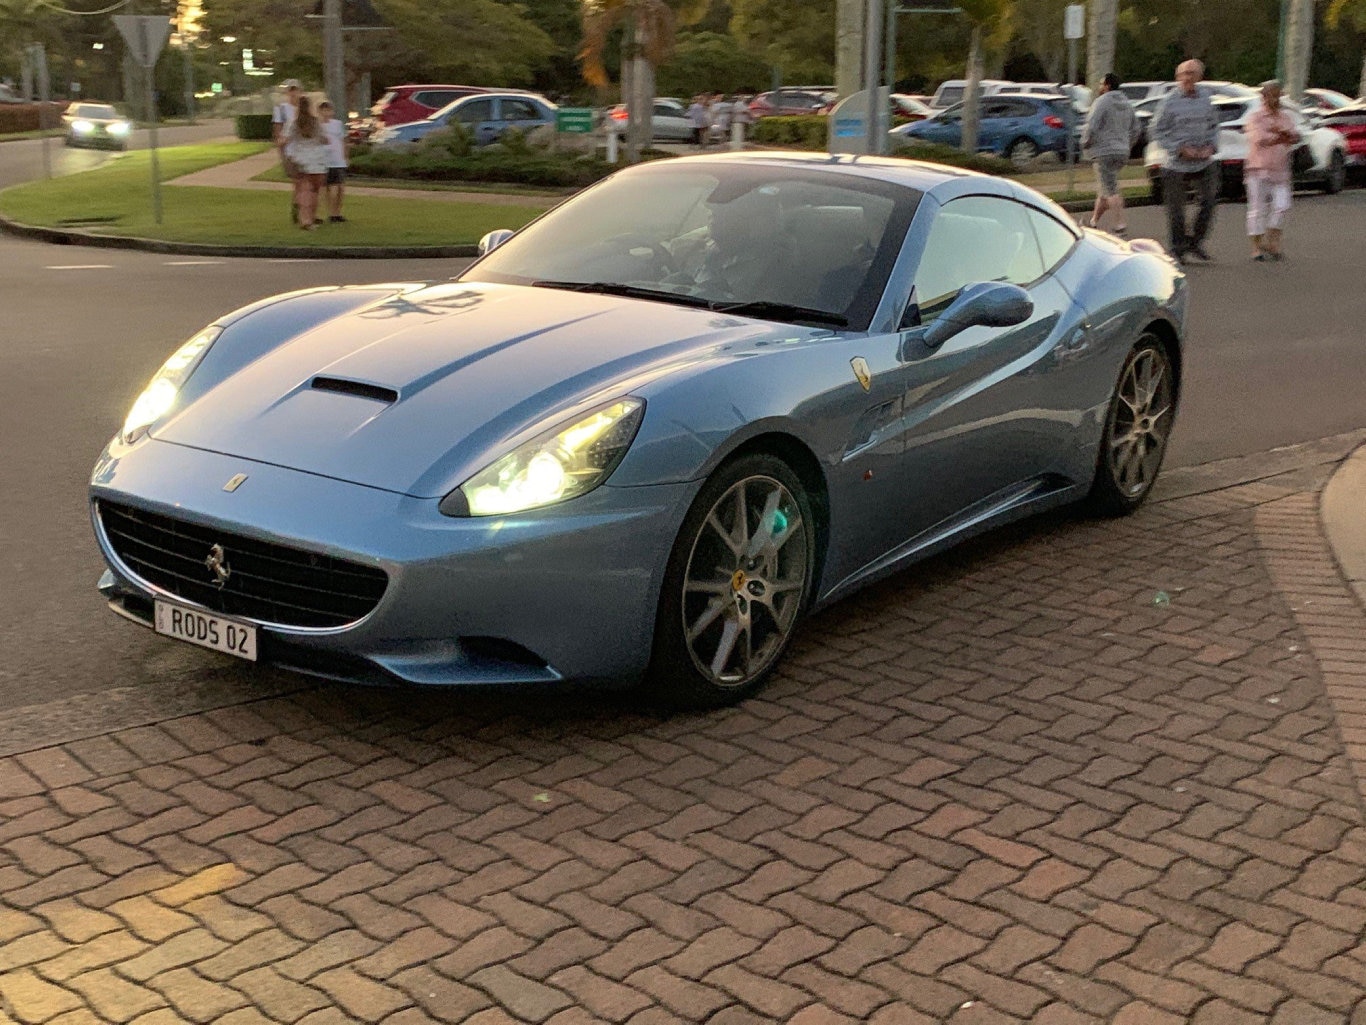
(937, 87, 965, 107)
(461, 161, 921, 331)
(1215, 102, 1248, 124)
(75, 104, 117, 118)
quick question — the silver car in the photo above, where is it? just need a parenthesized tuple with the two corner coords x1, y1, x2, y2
(91, 153, 1186, 706)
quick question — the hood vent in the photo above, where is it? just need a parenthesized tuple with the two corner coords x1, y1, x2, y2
(311, 376, 399, 404)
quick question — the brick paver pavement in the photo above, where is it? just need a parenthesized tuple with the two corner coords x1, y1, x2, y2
(2, 466, 1365, 1024)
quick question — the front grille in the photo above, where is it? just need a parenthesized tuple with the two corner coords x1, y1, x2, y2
(98, 500, 388, 629)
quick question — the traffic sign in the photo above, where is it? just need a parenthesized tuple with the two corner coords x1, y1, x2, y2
(1064, 4, 1085, 40)
(556, 108, 594, 133)
(113, 15, 172, 68)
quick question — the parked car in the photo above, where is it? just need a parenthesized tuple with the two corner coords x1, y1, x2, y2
(1302, 87, 1357, 113)
(1316, 101, 1366, 169)
(817, 93, 933, 123)
(370, 84, 492, 127)
(607, 98, 694, 141)
(1145, 95, 1348, 200)
(1130, 94, 1167, 158)
(1119, 81, 1176, 103)
(90, 151, 1185, 705)
(370, 92, 557, 149)
(928, 79, 1013, 110)
(749, 87, 836, 117)
(1009, 82, 1094, 112)
(61, 102, 131, 150)
(893, 93, 1078, 167)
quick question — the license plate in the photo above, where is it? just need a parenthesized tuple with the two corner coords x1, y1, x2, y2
(154, 599, 257, 661)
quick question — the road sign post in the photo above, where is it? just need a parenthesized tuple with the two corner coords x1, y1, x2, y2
(1064, 4, 1084, 195)
(114, 16, 172, 224)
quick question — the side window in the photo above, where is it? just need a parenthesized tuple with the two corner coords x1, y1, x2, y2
(1027, 208, 1080, 273)
(455, 99, 493, 124)
(911, 196, 1046, 320)
(501, 99, 541, 122)
(980, 101, 1010, 119)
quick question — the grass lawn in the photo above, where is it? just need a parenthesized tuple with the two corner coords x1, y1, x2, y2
(251, 161, 572, 198)
(0, 142, 552, 247)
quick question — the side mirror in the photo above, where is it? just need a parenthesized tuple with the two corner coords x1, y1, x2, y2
(919, 282, 1034, 350)
(477, 229, 515, 256)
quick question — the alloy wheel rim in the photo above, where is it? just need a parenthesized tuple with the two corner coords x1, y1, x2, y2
(681, 475, 809, 688)
(1107, 346, 1173, 498)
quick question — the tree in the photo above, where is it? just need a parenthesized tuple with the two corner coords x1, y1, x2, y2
(730, 0, 836, 84)
(580, 0, 675, 159)
(1326, 0, 1366, 96)
(1088, 0, 1117, 89)
(956, 0, 1011, 154)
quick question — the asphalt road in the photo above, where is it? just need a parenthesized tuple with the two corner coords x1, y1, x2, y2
(1, 180, 1364, 717)
(0, 119, 239, 190)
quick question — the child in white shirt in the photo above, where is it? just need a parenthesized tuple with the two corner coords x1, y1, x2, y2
(318, 101, 349, 223)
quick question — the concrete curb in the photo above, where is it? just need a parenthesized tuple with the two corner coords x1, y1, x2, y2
(1322, 442, 1366, 610)
(0, 213, 479, 259)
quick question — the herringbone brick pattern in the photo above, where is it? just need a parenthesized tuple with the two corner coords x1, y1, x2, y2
(1, 479, 1365, 1024)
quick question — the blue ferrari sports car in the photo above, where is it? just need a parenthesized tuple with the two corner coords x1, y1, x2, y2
(91, 152, 1186, 706)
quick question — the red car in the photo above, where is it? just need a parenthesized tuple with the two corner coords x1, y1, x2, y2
(1317, 101, 1366, 169)
(749, 87, 836, 117)
(349, 84, 492, 143)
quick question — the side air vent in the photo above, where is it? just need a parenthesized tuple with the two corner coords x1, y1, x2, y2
(311, 377, 399, 404)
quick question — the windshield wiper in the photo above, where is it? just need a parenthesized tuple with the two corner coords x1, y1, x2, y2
(711, 300, 849, 328)
(531, 280, 714, 310)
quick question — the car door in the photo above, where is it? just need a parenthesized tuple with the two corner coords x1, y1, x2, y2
(452, 97, 498, 145)
(920, 106, 963, 146)
(498, 97, 549, 140)
(654, 101, 691, 140)
(978, 98, 1021, 151)
(887, 194, 1078, 540)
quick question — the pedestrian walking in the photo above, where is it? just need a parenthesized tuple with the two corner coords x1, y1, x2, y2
(1244, 80, 1300, 262)
(687, 95, 709, 150)
(1151, 59, 1221, 263)
(284, 96, 330, 230)
(318, 100, 349, 223)
(271, 79, 303, 225)
(1081, 73, 1139, 236)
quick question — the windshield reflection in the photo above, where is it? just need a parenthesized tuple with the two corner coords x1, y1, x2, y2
(460, 161, 921, 331)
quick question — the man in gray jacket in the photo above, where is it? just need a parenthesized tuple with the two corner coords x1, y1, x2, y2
(1082, 73, 1139, 234)
(1151, 59, 1221, 262)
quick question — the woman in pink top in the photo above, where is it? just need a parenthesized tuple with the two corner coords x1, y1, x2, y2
(1244, 81, 1300, 261)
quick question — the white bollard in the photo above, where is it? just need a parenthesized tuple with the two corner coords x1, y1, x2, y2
(730, 121, 744, 151)
(605, 130, 619, 163)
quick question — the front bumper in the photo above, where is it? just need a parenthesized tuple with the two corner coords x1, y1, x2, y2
(91, 438, 698, 688)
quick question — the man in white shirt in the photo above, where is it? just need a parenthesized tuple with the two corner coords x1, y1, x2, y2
(271, 79, 302, 224)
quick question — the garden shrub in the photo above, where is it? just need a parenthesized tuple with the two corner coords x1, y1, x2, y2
(235, 114, 274, 141)
(0, 102, 67, 134)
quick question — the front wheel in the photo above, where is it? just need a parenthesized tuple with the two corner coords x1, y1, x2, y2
(1084, 336, 1175, 517)
(645, 454, 815, 708)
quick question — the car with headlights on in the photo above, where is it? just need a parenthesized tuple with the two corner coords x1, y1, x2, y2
(91, 151, 1185, 707)
(369, 92, 556, 149)
(62, 102, 131, 150)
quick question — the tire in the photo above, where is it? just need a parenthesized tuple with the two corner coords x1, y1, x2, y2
(1006, 137, 1039, 169)
(1323, 151, 1345, 194)
(1084, 335, 1175, 517)
(645, 453, 815, 708)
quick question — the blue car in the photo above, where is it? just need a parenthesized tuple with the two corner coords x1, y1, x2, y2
(91, 152, 1185, 707)
(893, 94, 1079, 167)
(370, 91, 556, 149)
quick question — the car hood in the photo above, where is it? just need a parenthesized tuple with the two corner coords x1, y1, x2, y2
(154, 281, 788, 498)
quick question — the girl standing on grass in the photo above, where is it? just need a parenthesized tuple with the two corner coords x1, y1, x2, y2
(285, 97, 330, 230)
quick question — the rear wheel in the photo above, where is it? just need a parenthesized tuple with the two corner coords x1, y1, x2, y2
(646, 454, 815, 708)
(1006, 137, 1039, 168)
(1085, 336, 1175, 516)
(1323, 151, 1346, 194)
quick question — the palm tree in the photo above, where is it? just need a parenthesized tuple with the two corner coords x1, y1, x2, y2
(579, 0, 676, 161)
(956, 0, 1012, 155)
(1086, 0, 1116, 91)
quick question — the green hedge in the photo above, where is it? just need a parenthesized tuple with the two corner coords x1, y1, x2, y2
(235, 113, 274, 141)
(749, 115, 829, 149)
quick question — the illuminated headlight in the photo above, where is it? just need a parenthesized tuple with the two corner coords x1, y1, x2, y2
(72, 120, 94, 134)
(121, 326, 221, 444)
(107, 121, 131, 136)
(442, 399, 645, 517)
